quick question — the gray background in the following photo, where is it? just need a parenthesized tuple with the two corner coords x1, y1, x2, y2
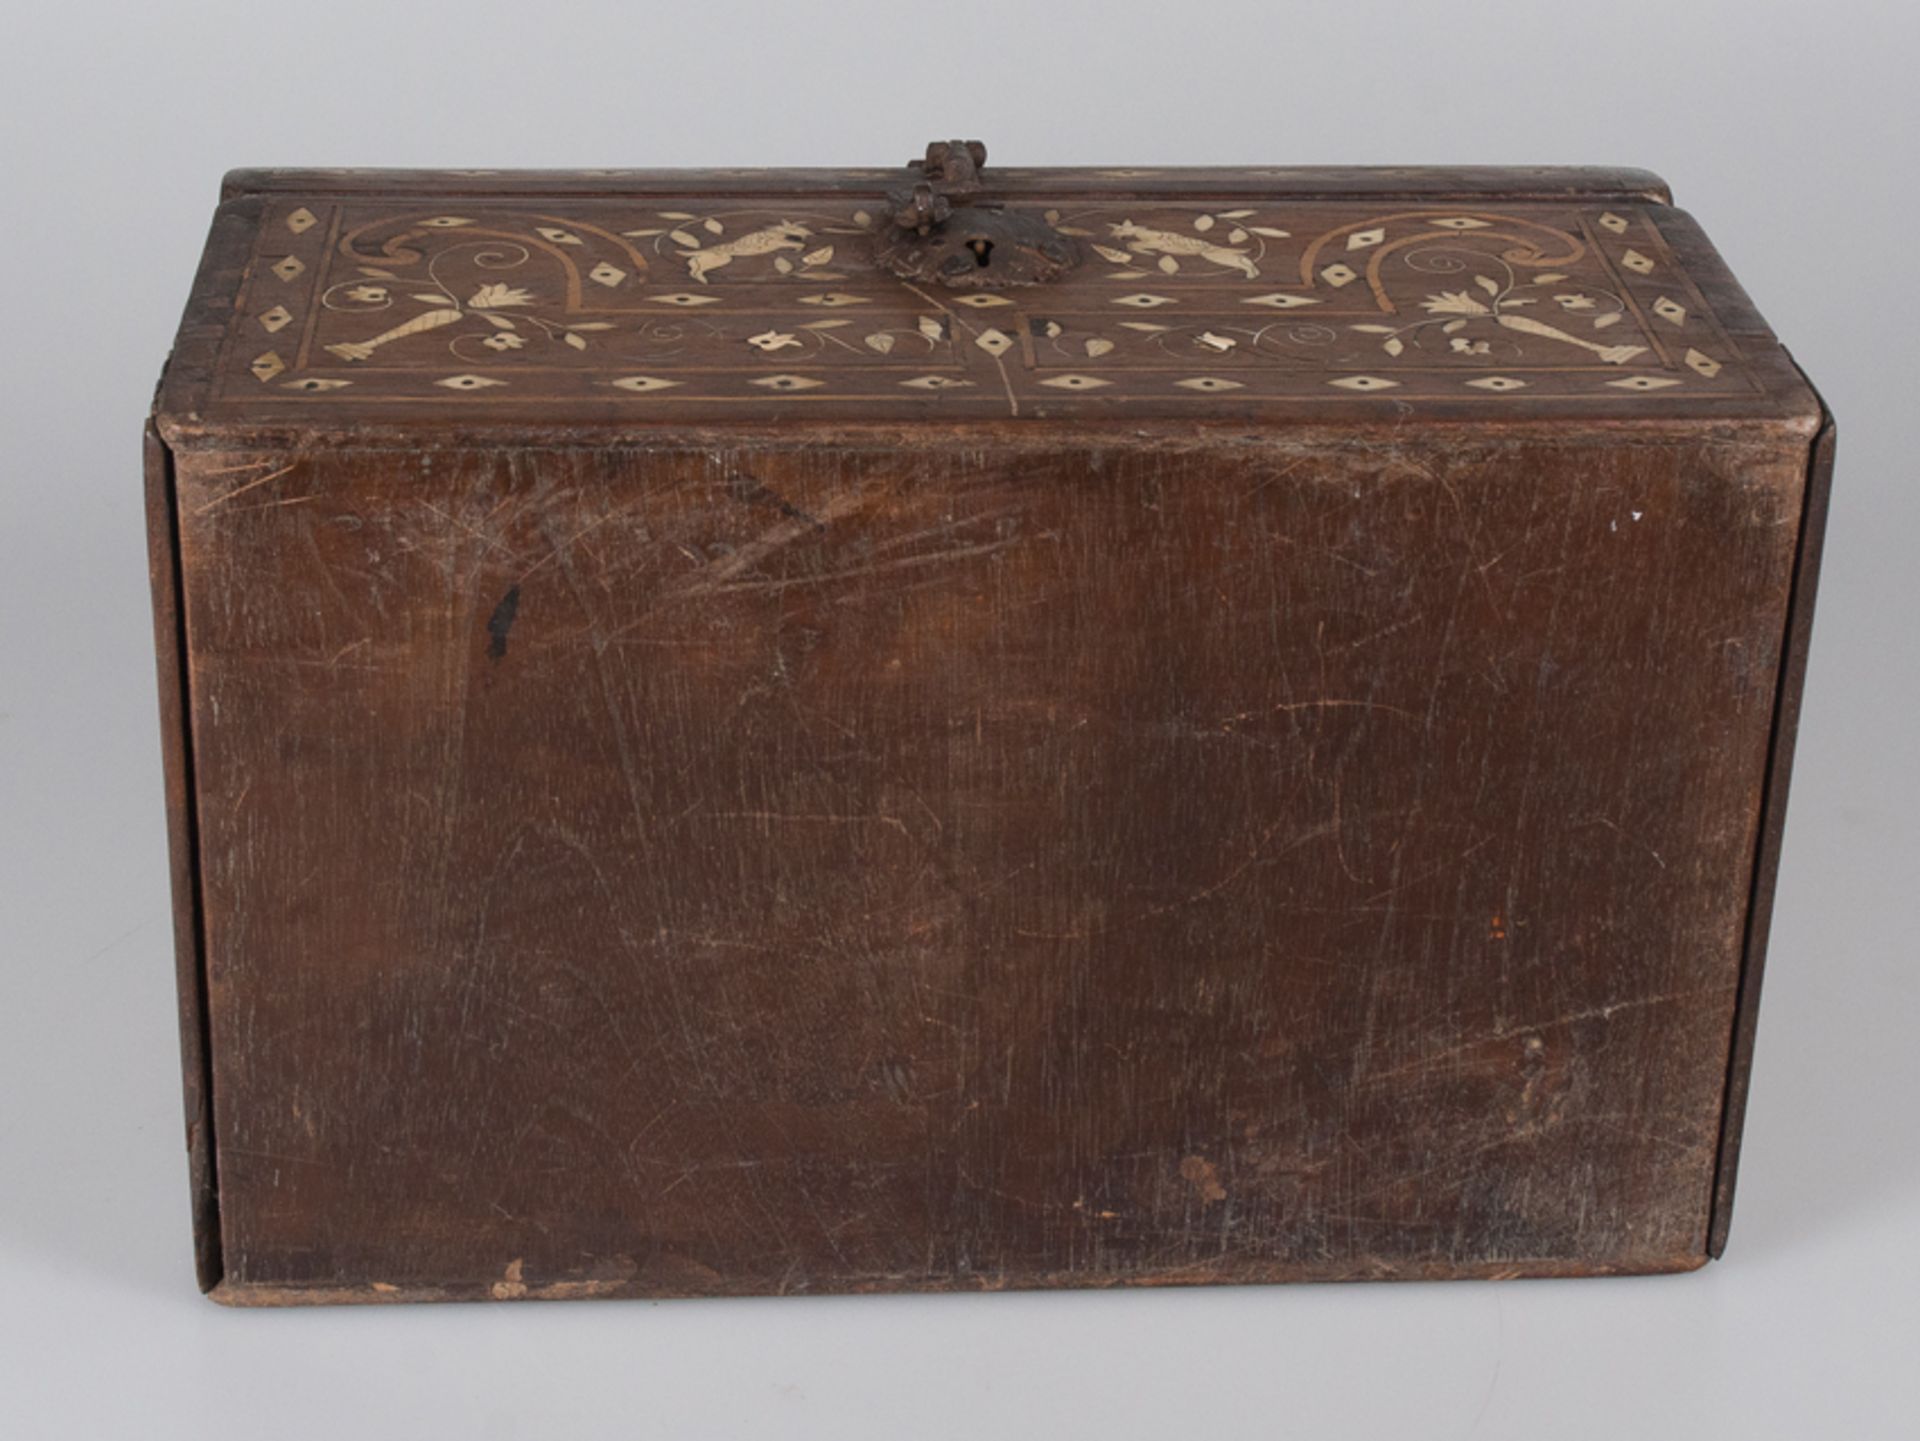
(2, 1, 1913, 1435)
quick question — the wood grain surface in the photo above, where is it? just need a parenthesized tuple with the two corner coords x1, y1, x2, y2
(147, 166, 1830, 1303)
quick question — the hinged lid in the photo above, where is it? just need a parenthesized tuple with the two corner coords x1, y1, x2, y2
(155, 155, 1819, 441)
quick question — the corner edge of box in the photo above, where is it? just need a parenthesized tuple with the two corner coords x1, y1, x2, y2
(144, 420, 225, 1294)
(1706, 370, 1835, 1257)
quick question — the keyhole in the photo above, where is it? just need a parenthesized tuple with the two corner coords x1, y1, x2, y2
(968, 238, 994, 268)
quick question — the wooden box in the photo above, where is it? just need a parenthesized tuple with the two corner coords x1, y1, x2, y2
(147, 151, 1832, 1304)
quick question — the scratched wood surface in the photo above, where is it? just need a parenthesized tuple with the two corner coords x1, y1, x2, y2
(148, 166, 1831, 1303)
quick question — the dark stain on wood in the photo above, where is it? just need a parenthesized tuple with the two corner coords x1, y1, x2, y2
(485, 585, 521, 661)
(728, 468, 823, 530)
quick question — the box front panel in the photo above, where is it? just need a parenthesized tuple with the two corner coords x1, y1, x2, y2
(175, 434, 1802, 1298)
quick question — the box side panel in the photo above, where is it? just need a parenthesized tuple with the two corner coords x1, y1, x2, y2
(1710, 381, 1836, 1255)
(159, 186, 1812, 443)
(143, 422, 222, 1292)
(174, 431, 1802, 1301)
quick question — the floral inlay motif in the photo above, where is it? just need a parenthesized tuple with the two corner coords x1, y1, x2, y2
(322, 261, 614, 365)
(219, 195, 1754, 412)
(1349, 260, 1648, 366)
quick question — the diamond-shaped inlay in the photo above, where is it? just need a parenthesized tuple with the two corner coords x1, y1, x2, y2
(435, 374, 507, 391)
(258, 305, 293, 333)
(1346, 227, 1387, 251)
(1319, 264, 1359, 288)
(952, 294, 1013, 308)
(1606, 375, 1684, 391)
(1242, 292, 1320, 310)
(1175, 377, 1245, 392)
(900, 375, 974, 390)
(1598, 212, 1630, 234)
(421, 216, 474, 229)
(647, 292, 722, 307)
(1328, 375, 1399, 392)
(749, 374, 825, 391)
(270, 255, 306, 282)
(1038, 374, 1112, 391)
(1651, 295, 1687, 326)
(536, 226, 583, 245)
(285, 207, 318, 234)
(973, 328, 1015, 358)
(798, 292, 870, 308)
(1432, 217, 1493, 231)
(588, 262, 627, 288)
(1684, 348, 1723, 378)
(1113, 293, 1176, 309)
(1464, 376, 1528, 392)
(1620, 249, 1655, 275)
(609, 376, 682, 393)
(282, 377, 351, 392)
(249, 352, 286, 383)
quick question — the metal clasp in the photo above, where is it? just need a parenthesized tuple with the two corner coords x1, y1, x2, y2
(872, 140, 1080, 290)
